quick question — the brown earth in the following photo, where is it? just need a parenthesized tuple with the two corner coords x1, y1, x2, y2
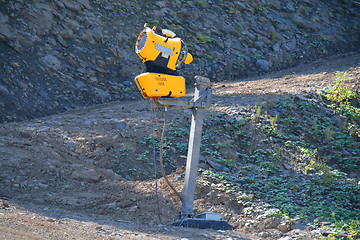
(0, 51, 359, 240)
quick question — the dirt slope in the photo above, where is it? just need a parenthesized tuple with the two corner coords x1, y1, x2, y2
(0, 52, 359, 240)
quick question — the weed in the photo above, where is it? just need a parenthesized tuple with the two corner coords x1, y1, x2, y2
(322, 71, 355, 106)
(121, 87, 131, 94)
(226, 6, 237, 15)
(255, 105, 262, 121)
(323, 213, 360, 239)
(217, 158, 236, 169)
(266, 208, 282, 218)
(194, 0, 208, 8)
(202, 93, 359, 237)
(270, 114, 279, 129)
(119, 147, 129, 157)
(128, 168, 137, 176)
(176, 142, 187, 154)
(235, 54, 246, 67)
(253, 52, 262, 58)
(324, 128, 333, 142)
(136, 151, 149, 162)
(195, 33, 213, 44)
(265, 98, 276, 109)
(259, 161, 279, 174)
(170, 23, 184, 34)
(237, 193, 253, 203)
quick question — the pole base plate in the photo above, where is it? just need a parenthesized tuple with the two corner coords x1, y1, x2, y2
(171, 218, 232, 230)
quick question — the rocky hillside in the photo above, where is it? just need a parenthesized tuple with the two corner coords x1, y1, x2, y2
(0, 0, 359, 123)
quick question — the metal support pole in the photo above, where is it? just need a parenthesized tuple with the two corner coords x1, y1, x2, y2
(181, 76, 210, 217)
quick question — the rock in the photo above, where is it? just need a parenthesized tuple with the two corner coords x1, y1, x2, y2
(258, 232, 270, 238)
(278, 223, 290, 232)
(264, 217, 281, 229)
(43, 54, 61, 70)
(60, 0, 82, 11)
(56, 35, 68, 47)
(75, 80, 87, 90)
(17, 81, 28, 90)
(115, 123, 126, 129)
(234, 1, 247, 11)
(122, 81, 132, 86)
(59, 28, 74, 39)
(206, 159, 224, 171)
(66, 19, 81, 32)
(79, 30, 95, 43)
(0, 13, 9, 24)
(0, 85, 10, 95)
(0, 22, 15, 41)
(277, 237, 292, 240)
(10, 62, 20, 69)
(96, 58, 106, 68)
(39, 90, 50, 100)
(28, 7, 54, 30)
(104, 4, 115, 11)
(272, 43, 280, 52)
(282, 2, 296, 12)
(84, 120, 92, 126)
(342, 149, 352, 156)
(36, 183, 49, 189)
(76, 0, 91, 10)
(254, 41, 265, 48)
(71, 169, 102, 183)
(256, 59, 270, 71)
(221, 149, 238, 160)
(282, 41, 297, 52)
(291, 221, 308, 230)
(101, 169, 122, 181)
(94, 88, 110, 102)
(1, 200, 10, 209)
(34, 2, 53, 11)
(55, 1, 65, 8)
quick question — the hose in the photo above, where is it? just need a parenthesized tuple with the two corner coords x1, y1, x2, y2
(159, 107, 183, 201)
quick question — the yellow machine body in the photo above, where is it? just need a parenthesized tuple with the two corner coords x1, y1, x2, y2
(135, 27, 193, 71)
(136, 28, 181, 71)
(135, 73, 185, 99)
(134, 24, 192, 99)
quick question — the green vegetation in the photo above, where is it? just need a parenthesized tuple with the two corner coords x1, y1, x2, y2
(195, 0, 208, 9)
(235, 54, 246, 67)
(133, 71, 359, 239)
(322, 71, 355, 106)
(195, 33, 213, 44)
(253, 52, 262, 58)
(200, 71, 359, 239)
(136, 120, 189, 170)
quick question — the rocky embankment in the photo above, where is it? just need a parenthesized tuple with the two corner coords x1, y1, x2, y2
(0, 0, 359, 122)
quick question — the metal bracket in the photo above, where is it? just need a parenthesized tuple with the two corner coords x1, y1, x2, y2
(153, 76, 212, 110)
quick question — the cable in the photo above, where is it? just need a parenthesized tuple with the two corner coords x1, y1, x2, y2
(152, 99, 160, 137)
(151, 99, 163, 224)
(152, 101, 192, 217)
(159, 107, 183, 201)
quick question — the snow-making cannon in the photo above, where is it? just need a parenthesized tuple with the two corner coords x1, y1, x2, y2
(133, 23, 231, 230)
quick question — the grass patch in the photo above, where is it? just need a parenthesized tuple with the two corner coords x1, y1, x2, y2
(199, 72, 360, 238)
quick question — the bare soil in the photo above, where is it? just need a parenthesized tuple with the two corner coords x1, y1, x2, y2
(0, 52, 359, 240)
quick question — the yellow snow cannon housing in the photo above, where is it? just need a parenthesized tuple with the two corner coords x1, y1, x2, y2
(134, 24, 193, 99)
(135, 73, 185, 99)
